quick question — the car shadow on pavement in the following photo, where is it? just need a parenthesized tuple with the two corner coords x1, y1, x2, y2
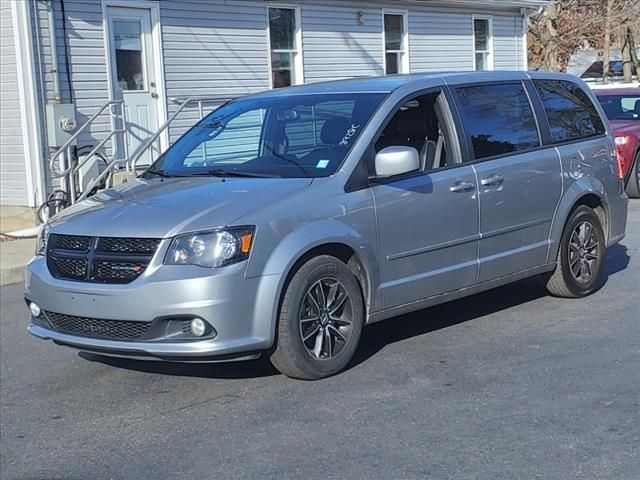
(351, 243, 630, 368)
(80, 244, 629, 379)
(79, 353, 280, 379)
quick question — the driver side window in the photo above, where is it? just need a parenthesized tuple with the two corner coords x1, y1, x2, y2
(374, 90, 458, 174)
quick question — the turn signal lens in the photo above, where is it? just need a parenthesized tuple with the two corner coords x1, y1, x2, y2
(240, 232, 253, 254)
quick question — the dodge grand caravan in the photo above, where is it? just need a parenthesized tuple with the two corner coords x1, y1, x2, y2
(26, 72, 628, 379)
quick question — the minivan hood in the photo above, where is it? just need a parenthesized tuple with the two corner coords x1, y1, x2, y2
(49, 176, 312, 238)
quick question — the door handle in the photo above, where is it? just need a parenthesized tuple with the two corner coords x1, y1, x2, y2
(449, 181, 475, 192)
(480, 174, 504, 186)
(151, 92, 159, 99)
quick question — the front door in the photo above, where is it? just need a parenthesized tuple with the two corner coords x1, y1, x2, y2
(370, 90, 480, 310)
(107, 7, 161, 166)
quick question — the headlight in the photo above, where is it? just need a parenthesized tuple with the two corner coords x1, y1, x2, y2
(614, 136, 629, 146)
(35, 225, 50, 256)
(165, 227, 255, 268)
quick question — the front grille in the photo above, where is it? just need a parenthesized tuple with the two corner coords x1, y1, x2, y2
(44, 311, 151, 341)
(49, 234, 91, 252)
(50, 255, 87, 280)
(94, 260, 145, 283)
(98, 237, 161, 254)
(47, 234, 161, 284)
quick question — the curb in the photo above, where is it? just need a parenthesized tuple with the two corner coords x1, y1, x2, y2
(1, 265, 25, 287)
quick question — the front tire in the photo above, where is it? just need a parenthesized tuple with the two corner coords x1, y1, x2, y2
(270, 255, 364, 380)
(546, 205, 606, 298)
(625, 152, 640, 199)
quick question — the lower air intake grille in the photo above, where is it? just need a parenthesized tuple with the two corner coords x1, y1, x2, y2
(44, 311, 151, 341)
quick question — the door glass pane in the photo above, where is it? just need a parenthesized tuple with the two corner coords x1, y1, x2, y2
(475, 52, 486, 71)
(455, 83, 540, 159)
(384, 15, 404, 51)
(534, 80, 606, 143)
(113, 20, 144, 91)
(385, 53, 400, 75)
(474, 19, 489, 51)
(271, 52, 294, 88)
(269, 8, 296, 50)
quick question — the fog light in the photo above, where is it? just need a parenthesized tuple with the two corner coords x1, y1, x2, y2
(29, 302, 42, 318)
(190, 318, 206, 337)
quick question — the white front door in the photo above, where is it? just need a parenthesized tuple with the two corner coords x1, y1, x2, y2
(107, 7, 161, 166)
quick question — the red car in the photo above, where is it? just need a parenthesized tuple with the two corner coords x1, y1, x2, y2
(593, 87, 640, 198)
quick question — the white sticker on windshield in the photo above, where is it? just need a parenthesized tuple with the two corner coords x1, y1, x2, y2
(316, 160, 330, 169)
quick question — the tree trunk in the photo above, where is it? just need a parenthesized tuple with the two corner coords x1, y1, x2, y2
(622, 31, 633, 82)
(542, 2, 559, 71)
(602, 0, 613, 84)
(628, 28, 640, 77)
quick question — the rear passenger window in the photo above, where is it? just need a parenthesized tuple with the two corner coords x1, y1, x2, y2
(533, 80, 605, 143)
(455, 83, 540, 160)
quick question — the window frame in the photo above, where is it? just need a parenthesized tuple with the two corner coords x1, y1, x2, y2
(266, 4, 304, 89)
(531, 79, 609, 146)
(382, 9, 410, 75)
(450, 80, 544, 163)
(366, 86, 469, 184)
(472, 15, 494, 72)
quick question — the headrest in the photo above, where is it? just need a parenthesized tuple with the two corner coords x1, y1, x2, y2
(397, 108, 426, 137)
(321, 117, 351, 144)
(634, 98, 640, 115)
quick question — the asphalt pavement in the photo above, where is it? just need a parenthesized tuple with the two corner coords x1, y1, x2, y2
(1, 202, 639, 480)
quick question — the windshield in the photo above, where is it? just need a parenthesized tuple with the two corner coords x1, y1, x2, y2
(144, 93, 386, 179)
(596, 94, 640, 121)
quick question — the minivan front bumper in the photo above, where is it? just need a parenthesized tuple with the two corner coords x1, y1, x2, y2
(25, 256, 280, 362)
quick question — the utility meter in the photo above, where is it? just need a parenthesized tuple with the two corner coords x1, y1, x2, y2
(45, 103, 78, 147)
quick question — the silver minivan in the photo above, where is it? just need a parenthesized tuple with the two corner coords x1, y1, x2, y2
(26, 72, 628, 379)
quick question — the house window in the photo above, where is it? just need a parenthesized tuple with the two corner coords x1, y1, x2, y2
(473, 16, 493, 71)
(268, 6, 303, 88)
(383, 11, 409, 75)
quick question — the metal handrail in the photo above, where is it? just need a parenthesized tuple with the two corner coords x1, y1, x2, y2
(129, 95, 232, 171)
(47, 100, 128, 205)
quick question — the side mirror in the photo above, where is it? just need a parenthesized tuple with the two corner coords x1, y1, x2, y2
(375, 146, 420, 178)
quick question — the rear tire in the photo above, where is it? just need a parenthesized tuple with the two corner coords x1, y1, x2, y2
(270, 255, 364, 380)
(625, 152, 640, 199)
(546, 205, 606, 298)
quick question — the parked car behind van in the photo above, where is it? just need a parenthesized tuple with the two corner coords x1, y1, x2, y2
(26, 72, 628, 380)
(592, 87, 640, 198)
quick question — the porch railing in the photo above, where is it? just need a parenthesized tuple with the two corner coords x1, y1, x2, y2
(47, 95, 232, 206)
(48, 100, 128, 205)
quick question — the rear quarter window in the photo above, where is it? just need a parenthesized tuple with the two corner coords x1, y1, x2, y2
(454, 82, 540, 160)
(533, 80, 605, 144)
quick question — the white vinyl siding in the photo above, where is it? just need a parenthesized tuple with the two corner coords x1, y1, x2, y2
(159, 0, 270, 142)
(301, 4, 384, 83)
(494, 14, 526, 70)
(409, 10, 475, 72)
(0, 3, 28, 205)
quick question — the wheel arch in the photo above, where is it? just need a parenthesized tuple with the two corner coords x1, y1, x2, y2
(249, 220, 380, 348)
(548, 180, 609, 262)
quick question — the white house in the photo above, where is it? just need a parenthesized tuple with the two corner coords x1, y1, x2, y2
(0, 0, 547, 220)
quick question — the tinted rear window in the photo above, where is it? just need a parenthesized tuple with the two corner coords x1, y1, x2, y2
(533, 80, 605, 143)
(455, 83, 540, 160)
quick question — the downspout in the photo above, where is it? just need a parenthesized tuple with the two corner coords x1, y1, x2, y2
(46, 0, 61, 102)
(520, 6, 544, 71)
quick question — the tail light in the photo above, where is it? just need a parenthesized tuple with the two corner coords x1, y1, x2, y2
(615, 149, 624, 180)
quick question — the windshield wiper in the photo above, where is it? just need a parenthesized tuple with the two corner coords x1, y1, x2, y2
(192, 168, 280, 178)
(144, 169, 176, 178)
